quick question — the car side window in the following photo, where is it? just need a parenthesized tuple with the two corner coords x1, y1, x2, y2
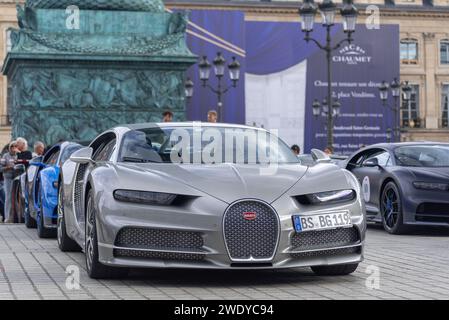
(93, 139, 116, 162)
(364, 151, 390, 167)
(60, 145, 82, 164)
(45, 151, 60, 166)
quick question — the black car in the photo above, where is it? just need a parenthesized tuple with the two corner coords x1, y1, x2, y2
(345, 142, 449, 234)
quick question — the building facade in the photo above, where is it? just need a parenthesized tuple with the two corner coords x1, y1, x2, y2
(1, 0, 449, 146)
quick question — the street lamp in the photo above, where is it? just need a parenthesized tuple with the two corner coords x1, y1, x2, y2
(378, 78, 413, 142)
(312, 98, 342, 119)
(401, 81, 414, 130)
(196, 52, 241, 122)
(402, 81, 412, 101)
(299, 0, 357, 149)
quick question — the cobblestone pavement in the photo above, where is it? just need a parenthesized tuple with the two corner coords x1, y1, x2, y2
(0, 224, 449, 300)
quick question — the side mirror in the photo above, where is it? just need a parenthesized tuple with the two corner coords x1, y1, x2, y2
(311, 148, 332, 164)
(70, 147, 94, 164)
(13, 164, 26, 176)
(363, 158, 380, 168)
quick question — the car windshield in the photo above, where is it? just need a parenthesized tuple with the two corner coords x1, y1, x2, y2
(118, 125, 299, 165)
(394, 145, 449, 167)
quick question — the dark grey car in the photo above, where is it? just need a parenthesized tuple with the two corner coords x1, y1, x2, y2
(345, 142, 449, 234)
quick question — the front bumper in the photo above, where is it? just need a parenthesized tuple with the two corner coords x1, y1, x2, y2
(402, 189, 449, 226)
(95, 193, 365, 270)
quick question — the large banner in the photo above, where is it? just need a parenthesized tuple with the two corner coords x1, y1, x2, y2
(304, 24, 400, 155)
(245, 21, 399, 155)
(184, 11, 399, 155)
(185, 10, 246, 124)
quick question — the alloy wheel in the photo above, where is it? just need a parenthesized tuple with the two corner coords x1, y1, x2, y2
(57, 187, 64, 247)
(381, 185, 399, 229)
(85, 196, 95, 272)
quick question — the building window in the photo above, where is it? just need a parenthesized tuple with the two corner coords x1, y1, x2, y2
(402, 84, 420, 128)
(441, 40, 449, 65)
(400, 39, 418, 64)
(442, 85, 449, 128)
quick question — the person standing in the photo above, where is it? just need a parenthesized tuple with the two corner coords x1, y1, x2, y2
(162, 110, 174, 122)
(324, 146, 334, 155)
(15, 137, 33, 161)
(207, 110, 218, 123)
(1, 141, 18, 223)
(33, 141, 45, 157)
(0, 144, 9, 223)
(291, 145, 301, 156)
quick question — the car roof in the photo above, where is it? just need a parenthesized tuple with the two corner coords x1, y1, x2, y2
(366, 142, 449, 151)
(118, 122, 266, 131)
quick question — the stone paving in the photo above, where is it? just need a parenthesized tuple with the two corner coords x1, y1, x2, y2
(1, 224, 449, 300)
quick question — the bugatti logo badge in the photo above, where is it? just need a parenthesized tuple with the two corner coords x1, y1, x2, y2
(243, 212, 257, 221)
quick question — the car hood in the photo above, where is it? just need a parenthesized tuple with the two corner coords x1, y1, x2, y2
(118, 163, 308, 204)
(405, 166, 449, 181)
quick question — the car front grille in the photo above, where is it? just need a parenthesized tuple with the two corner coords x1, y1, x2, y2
(223, 200, 279, 261)
(114, 227, 204, 252)
(291, 227, 360, 251)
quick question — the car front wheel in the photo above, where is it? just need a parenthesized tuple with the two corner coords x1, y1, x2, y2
(85, 190, 128, 279)
(380, 181, 408, 235)
(57, 184, 81, 252)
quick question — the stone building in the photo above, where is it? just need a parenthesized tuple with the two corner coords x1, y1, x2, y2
(1, 0, 449, 146)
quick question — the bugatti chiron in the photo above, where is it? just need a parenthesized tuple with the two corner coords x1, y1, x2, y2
(57, 122, 366, 279)
(345, 142, 449, 234)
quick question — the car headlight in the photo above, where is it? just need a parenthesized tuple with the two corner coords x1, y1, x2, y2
(413, 182, 449, 191)
(113, 190, 177, 205)
(296, 189, 356, 205)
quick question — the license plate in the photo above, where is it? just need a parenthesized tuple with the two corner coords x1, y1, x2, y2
(293, 212, 352, 233)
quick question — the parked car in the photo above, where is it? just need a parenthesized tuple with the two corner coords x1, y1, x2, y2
(345, 142, 449, 234)
(20, 142, 83, 238)
(58, 122, 365, 279)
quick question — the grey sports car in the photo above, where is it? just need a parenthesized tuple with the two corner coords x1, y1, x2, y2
(57, 122, 366, 279)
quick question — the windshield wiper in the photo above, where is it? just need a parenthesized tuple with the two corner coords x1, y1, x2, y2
(122, 157, 161, 163)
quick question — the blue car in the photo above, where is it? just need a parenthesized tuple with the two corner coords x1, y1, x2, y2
(24, 142, 83, 238)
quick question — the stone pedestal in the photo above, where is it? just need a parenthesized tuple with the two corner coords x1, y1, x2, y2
(2, 0, 196, 145)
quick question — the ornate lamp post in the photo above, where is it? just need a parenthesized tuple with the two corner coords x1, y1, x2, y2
(312, 98, 342, 122)
(378, 78, 411, 142)
(299, 0, 358, 148)
(195, 53, 241, 122)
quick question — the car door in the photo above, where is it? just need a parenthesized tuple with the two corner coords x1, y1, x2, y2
(73, 132, 117, 236)
(347, 148, 391, 213)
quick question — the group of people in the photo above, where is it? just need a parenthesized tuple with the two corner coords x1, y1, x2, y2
(0, 138, 46, 223)
(162, 110, 218, 123)
(290, 144, 334, 156)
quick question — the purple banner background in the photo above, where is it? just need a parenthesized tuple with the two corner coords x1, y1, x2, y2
(183, 10, 399, 155)
(185, 10, 246, 124)
(305, 24, 400, 155)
